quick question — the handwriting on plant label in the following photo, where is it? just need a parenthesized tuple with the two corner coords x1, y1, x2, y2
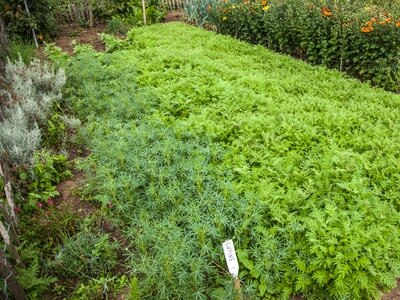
(222, 239, 239, 278)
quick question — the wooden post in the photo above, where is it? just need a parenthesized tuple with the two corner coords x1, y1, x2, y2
(142, 0, 147, 25)
(0, 249, 27, 300)
(0, 220, 22, 266)
(0, 160, 18, 226)
(87, 0, 94, 28)
(0, 17, 8, 59)
(22, 0, 38, 48)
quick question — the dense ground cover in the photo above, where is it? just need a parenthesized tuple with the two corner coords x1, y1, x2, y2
(185, 0, 400, 92)
(54, 23, 400, 299)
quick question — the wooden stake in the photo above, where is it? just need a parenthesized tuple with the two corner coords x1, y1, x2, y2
(234, 277, 242, 300)
(0, 249, 27, 300)
(0, 160, 18, 226)
(22, 0, 38, 48)
(142, 0, 147, 26)
(0, 220, 22, 266)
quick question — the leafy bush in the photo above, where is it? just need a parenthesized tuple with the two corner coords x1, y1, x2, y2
(0, 0, 59, 40)
(18, 151, 71, 209)
(57, 23, 400, 299)
(106, 16, 131, 35)
(197, 0, 400, 92)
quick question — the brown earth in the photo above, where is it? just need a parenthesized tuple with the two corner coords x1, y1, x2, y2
(51, 21, 400, 300)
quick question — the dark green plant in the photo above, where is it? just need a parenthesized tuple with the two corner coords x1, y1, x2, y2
(18, 151, 71, 209)
(7, 38, 36, 64)
(43, 111, 66, 149)
(69, 275, 129, 300)
(16, 245, 57, 300)
(49, 228, 119, 279)
(0, 0, 59, 40)
(105, 16, 130, 35)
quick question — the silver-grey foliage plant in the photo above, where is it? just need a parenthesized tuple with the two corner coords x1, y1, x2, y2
(0, 57, 66, 165)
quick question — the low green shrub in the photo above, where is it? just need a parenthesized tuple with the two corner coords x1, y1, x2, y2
(69, 275, 129, 300)
(199, 0, 400, 92)
(18, 151, 71, 209)
(16, 245, 57, 300)
(106, 16, 130, 35)
(7, 38, 36, 65)
(57, 23, 400, 299)
(49, 227, 119, 279)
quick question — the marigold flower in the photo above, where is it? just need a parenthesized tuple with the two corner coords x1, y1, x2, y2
(261, 0, 267, 5)
(365, 21, 372, 27)
(385, 18, 391, 23)
(361, 26, 373, 33)
(397, 21, 400, 27)
(370, 17, 377, 22)
(321, 7, 332, 17)
(379, 21, 386, 25)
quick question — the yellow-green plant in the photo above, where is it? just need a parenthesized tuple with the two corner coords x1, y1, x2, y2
(53, 23, 400, 299)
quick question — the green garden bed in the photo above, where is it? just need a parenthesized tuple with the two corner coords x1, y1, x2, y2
(58, 22, 400, 299)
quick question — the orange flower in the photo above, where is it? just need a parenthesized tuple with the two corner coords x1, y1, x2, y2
(370, 17, 377, 22)
(361, 26, 373, 33)
(385, 17, 391, 23)
(397, 21, 400, 27)
(261, 0, 267, 6)
(321, 7, 332, 17)
(365, 21, 372, 27)
(379, 21, 386, 25)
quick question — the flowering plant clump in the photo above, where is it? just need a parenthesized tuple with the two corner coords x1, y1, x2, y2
(202, 0, 400, 92)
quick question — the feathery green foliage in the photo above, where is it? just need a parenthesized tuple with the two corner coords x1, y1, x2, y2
(58, 23, 400, 299)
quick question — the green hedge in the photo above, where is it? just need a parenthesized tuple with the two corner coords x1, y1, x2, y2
(200, 0, 400, 92)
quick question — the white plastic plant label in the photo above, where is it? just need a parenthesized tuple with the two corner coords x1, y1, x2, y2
(222, 239, 239, 278)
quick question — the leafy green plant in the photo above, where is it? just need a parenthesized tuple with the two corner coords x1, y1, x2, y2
(69, 275, 129, 300)
(8, 38, 36, 64)
(55, 23, 400, 299)
(49, 227, 119, 279)
(16, 244, 57, 300)
(19, 151, 71, 209)
(106, 16, 130, 35)
(43, 111, 66, 148)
